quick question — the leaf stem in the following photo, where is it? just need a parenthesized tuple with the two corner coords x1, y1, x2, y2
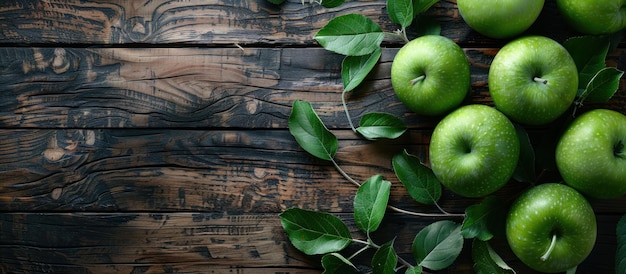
(348, 244, 371, 260)
(540, 233, 558, 261)
(331, 160, 465, 217)
(342, 90, 357, 133)
(388, 205, 465, 218)
(331, 158, 361, 187)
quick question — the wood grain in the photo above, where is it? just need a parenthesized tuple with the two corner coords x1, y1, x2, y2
(0, 0, 595, 46)
(0, 212, 620, 273)
(1, 0, 625, 273)
(1, 47, 625, 129)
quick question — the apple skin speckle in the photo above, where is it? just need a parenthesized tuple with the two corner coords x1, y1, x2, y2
(506, 183, 597, 273)
(429, 104, 520, 198)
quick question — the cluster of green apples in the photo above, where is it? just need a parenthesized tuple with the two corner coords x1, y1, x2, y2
(391, 0, 626, 273)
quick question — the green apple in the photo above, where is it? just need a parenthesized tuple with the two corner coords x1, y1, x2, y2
(488, 36, 578, 125)
(456, 0, 545, 39)
(391, 35, 470, 116)
(429, 104, 520, 197)
(557, 0, 626, 35)
(556, 109, 626, 199)
(506, 183, 597, 273)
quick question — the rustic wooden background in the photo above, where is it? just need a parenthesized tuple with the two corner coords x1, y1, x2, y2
(0, 0, 624, 273)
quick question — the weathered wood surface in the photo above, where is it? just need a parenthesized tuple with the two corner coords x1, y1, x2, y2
(0, 0, 625, 273)
(0, 0, 613, 46)
(0, 212, 621, 273)
(1, 47, 625, 129)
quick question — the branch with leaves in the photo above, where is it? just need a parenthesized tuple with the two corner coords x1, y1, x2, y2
(274, 0, 626, 273)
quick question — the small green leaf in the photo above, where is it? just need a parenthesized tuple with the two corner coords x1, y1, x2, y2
(356, 112, 407, 140)
(413, 220, 464, 270)
(315, 14, 385, 56)
(388, 0, 414, 28)
(322, 253, 358, 274)
(405, 266, 422, 274)
(354, 175, 391, 234)
(372, 240, 398, 274)
(279, 208, 352, 255)
(289, 100, 338, 161)
(392, 150, 442, 205)
(471, 239, 515, 274)
(462, 196, 506, 241)
(413, 0, 439, 14)
(563, 35, 610, 89)
(265, 0, 286, 5)
(342, 47, 382, 92)
(616, 215, 626, 274)
(320, 0, 344, 8)
(413, 15, 442, 36)
(579, 67, 624, 102)
(512, 124, 536, 184)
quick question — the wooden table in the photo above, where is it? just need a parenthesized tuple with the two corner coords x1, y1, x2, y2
(0, 0, 624, 273)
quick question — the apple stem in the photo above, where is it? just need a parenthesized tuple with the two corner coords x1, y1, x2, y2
(540, 233, 558, 261)
(533, 77, 548, 84)
(410, 75, 426, 86)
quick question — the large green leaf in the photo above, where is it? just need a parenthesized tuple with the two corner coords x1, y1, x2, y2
(342, 47, 382, 92)
(388, 0, 414, 28)
(413, 220, 464, 270)
(580, 67, 624, 102)
(279, 208, 352, 255)
(472, 239, 515, 274)
(322, 253, 358, 274)
(372, 240, 398, 274)
(413, 0, 439, 14)
(315, 14, 384, 56)
(563, 35, 610, 89)
(354, 175, 391, 233)
(288, 100, 338, 161)
(356, 112, 407, 140)
(616, 215, 626, 274)
(392, 150, 442, 205)
(461, 196, 506, 241)
(320, 0, 344, 8)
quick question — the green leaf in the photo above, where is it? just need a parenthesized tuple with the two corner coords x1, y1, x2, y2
(356, 112, 407, 140)
(388, 0, 414, 28)
(405, 266, 422, 274)
(320, 0, 344, 8)
(354, 175, 391, 233)
(462, 196, 506, 241)
(471, 239, 515, 274)
(315, 14, 385, 56)
(413, 0, 439, 14)
(512, 124, 536, 184)
(342, 47, 382, 92)
(413, 16, 442, 37)
(288, 100, 338, 161)
(392, 150, 442, 205)
(616, 215, 626, 274)
(265, 0, 286, 5)
(413, 220, 464, 270)
(372, 240, 398, 274)
(563, 35, 610, 89)
(279, 208, 352, 255)
(579, 67, 624, 102)
(322, 253, 358, 274)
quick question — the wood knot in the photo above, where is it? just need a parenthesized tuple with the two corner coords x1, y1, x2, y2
(43, 148, 65, 162)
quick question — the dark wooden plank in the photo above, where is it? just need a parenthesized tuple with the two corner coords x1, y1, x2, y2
(0, 0, 596, 46)
(1, 47, 625, 129)
(0, 212, 619, 273)
(1, 128, 625, 216)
